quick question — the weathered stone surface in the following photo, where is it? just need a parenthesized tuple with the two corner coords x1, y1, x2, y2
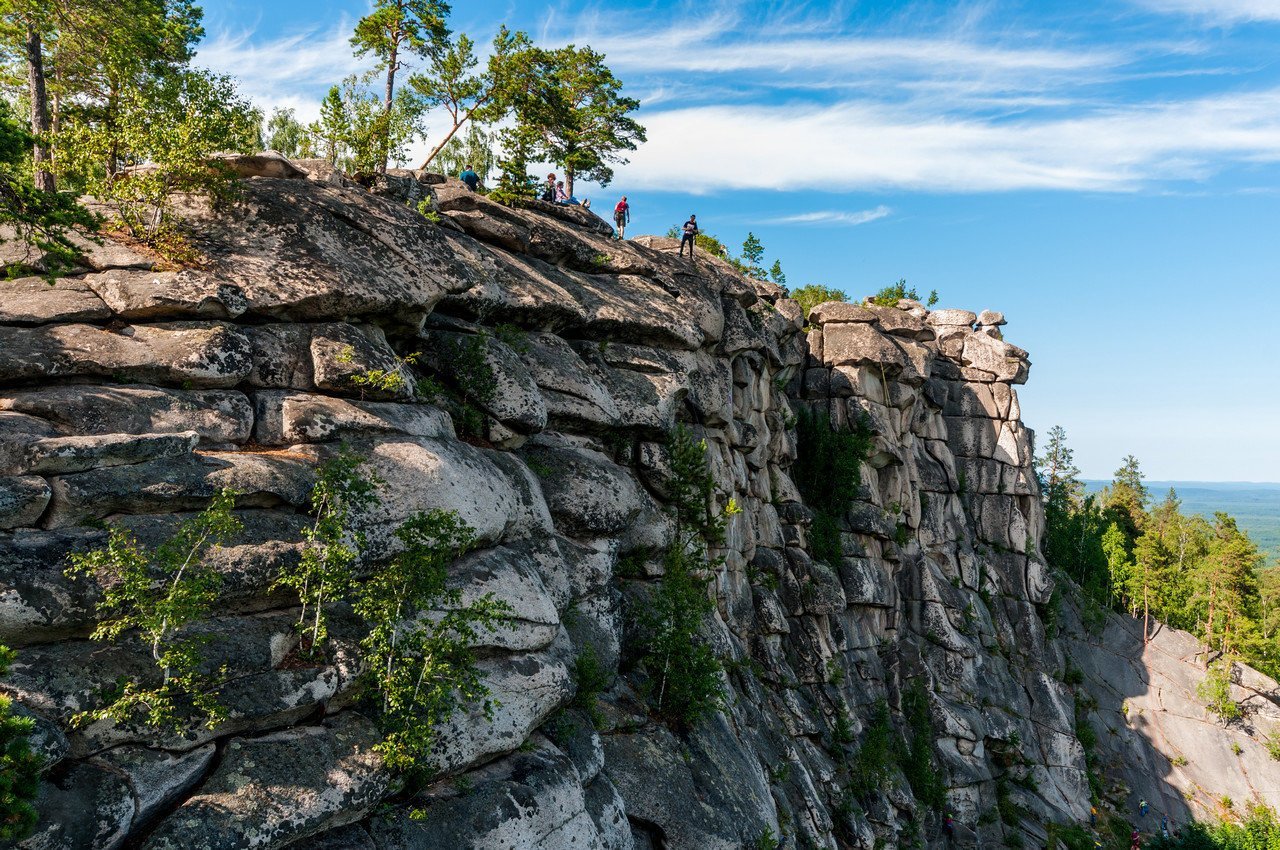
(311, 323, 415, 401)
(0, 322, 252, 388)
(21, 431, 198, 475)
(252, 391, 453, 445)
(43, 450, 317, 527)
(19, 760, 134, 850)
(371, 739, 610, 849)
(521, 443, 643, 536)
(820, 322, 911, 374)
(0, 277, 110, 325)
(142, 713, 389, 850)
(961, 332, 1031, 384)
(0, 384, 252, 445)
(926, 309, 977, 327)
(808, 302, 876, 324)
(520, 332, 620, 428)
(421, 329, 547, 433)
(83, 270, 248, 320)
(0, 476, 50, 529)
(212, 151, 308, 180)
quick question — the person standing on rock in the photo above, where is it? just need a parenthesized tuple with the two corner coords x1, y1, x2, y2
(1139, 798, 1148, 818)
(679, 214, 699, 258)
(460, 164, 480, 192)
(613, 196, 630, 239)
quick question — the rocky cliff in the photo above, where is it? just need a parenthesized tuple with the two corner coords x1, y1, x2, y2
(0, 157, 1275, 850)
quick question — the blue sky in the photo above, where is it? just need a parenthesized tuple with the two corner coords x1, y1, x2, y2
(194, 0, 1280, 481)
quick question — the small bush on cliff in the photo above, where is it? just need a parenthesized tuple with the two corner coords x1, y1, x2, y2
(867, 279, 939, 307)
(789, 284, 846, 324)
(793, 407, 873, 565)
(65, 490, 242, 730)
(0, 645, 40, 842)
(273, 449, 380, 652)
(354, 509, 512, 771)
(901, 682, 946, 809)
(635, 425, 735, 727)
(1198, 660, 1241, 723)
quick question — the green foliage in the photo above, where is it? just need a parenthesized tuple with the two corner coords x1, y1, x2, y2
(755, 826, 781, 850)
(273, 449, 380, 651)
(264, 107, 314, 158)
(793, 407, 873, 565)
(1267, 737, 1280, 761)
(571, 647, 609, 729)
(1046, 823, 1098, 850)
(1148, 805, 1280, 850)
(900, 683, 946, 809)
(868, 279, 935, 307)
(59, 67, 259, 257)
(310, 75, 426, 173)
(634, 426, 732, 727)
(0, 646, 40, 842)
(353, 508, 511, 772)
(789, 284, 846, 323)
(846, 702, 896, 800)
(65, 490, 242, 730)
(505, 43, 645, 196)
(0, 102, 99, 278)
(740, 232, 766, 279)
(1198, 661, 1242, 722)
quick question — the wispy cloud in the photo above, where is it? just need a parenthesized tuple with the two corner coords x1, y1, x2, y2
(1133, 0, 1280, 22)
(767, 207, 894, 226)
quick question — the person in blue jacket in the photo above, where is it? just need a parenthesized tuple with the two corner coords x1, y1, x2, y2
(460, 164, 479, 191)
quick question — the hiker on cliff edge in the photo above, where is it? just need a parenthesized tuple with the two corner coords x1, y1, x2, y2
(679, 214, 698, 258)
(460, 164, 479, 192)
(614, 196, 630, 239)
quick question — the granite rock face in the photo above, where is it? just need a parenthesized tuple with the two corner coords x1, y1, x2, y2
(0, 162, 1274, 850)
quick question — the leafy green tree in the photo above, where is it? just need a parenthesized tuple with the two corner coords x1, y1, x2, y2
(769, 259, 786, 287)
(740, 232, 765, 279)
(411, 26, 531, 170)
(1197, 514, 1261, 659)
(312, 74, 424, 173)
(432, 122, 495, 184)
(1131, 528, 1175, 643)
(0, 99, 97, 276)
(789, 284, 846, 322)
(273, 450, 380, 652)
(350, 0, 449, 173)
(868, 279, 935, 306)
(265, 107, 313, 158)
(1104, 454, 1149, 540)
(311, 86, 348, 166)
(510, 44, 645, 197)
(0, 645, 40, 841)
(1102, 521, 1133, 610)
(65, 489, 241, 730)
(354, 509, 511, 770)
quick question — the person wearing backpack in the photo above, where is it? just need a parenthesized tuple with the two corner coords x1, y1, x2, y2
(614, 196, 631, 239)
(459, 164, 479, 192)
(541, 173, 556, 202)
(679, 214, 698, 258)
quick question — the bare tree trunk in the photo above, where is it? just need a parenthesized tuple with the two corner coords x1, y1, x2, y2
(380, 40, 398, 175)
(1143, 585, 1149, 646)
(420, 116, 466, 170)
(565, 168, 575, 199)
(25, 25, 55, 192)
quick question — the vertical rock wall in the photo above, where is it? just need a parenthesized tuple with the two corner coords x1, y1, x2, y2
(0, 161, 1273, 850)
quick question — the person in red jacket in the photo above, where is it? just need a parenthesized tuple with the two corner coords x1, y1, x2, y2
(613, 196, 630, 239)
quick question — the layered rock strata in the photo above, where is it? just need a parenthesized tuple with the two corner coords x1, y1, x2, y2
(0, 160, 1275, 850)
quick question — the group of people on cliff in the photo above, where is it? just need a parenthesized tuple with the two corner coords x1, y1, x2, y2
(460, 167, 703, 258)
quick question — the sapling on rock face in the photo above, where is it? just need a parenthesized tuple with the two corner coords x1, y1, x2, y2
(352, 508, 512, 771)
(272, 448, 380, 653)
(0, 645, 40, 841)
(65, 489, 242, 730)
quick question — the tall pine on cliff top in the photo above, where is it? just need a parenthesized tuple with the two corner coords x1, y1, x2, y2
(351, 0, 449, 173)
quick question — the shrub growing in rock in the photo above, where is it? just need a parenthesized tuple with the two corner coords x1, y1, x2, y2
(0, 645, 40, 842)
(635, 425, 735, 727)
(1197, 660, 1241, 723)
(789, 284, 846, 323)
(354, 509, 512, 772)
(65, 489, 241, 730)
(793, 407, 872, 565)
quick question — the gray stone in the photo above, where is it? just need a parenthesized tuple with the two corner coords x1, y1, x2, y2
(808, 302, 876, 324)
(142, 713, 389, 850)
(83, 269, 248, 320)
(311, 323, 415, 401)
(0, 322, 252, 388)
(820, 323, 911, 374)
(252, 391, 453, 445)
(927, 309, 977, 327)
(421, 330, 547, 433)
(521, 443, 643, 536)
(0, 385, 253, 445)
(19, 760, 134, 850)
(212, 151, 308, 180)
(22, 431, 199, 475)
(0, 476, 50, 529)
(0, 277, 111, 325)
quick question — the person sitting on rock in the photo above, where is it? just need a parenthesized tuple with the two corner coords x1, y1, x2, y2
(541, 173, 556, 202)
(460, 164, 480, 192)
(679, 214, 699, 258)
(613, 196, 630, 239)
(554, 180, 571, 204)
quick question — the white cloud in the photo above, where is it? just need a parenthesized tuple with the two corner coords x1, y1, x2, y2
(619, 89, 1280, 193)
(766, 207, 893, 226)
(1134, 0, 1280, 22)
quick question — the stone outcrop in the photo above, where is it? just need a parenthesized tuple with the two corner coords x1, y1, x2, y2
(0, 161, 1275, 850)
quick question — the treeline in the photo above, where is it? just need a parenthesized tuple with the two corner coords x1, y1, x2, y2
(0, 0, 645, 267)
(1037, 427, 1280, 683)
(264, 0, 644, 197)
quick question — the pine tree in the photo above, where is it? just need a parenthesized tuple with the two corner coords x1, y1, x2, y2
(0, 645, 40, 841)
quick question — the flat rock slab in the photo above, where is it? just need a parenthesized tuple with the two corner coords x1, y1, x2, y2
(0, 277, 111, 325)
(252, 391, 453, 445)
(0, 475, 51, 529)
(83, 269, 249, 320)
(21, 431, 199, 475)
(0, 384, 252, 444)
(142, 713, 389, 850)
(0, 322, 252, 389)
